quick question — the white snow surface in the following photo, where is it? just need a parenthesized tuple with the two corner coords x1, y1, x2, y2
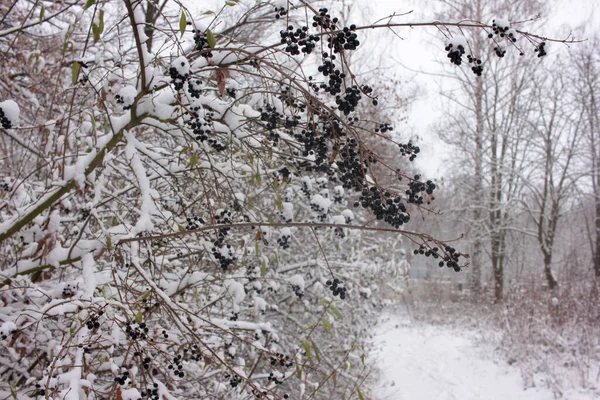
(370, 314, 594, 400)
(0, 100, 19, 126)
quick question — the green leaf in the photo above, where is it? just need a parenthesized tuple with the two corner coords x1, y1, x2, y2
(206, 28, 216, 48)
(310, 339, 321, 362)
(39, 5, 45, 22)
(329, 305, 343, 320)
(301, 340, 312, 362)
(361, 353, 365, 366)
(98, 9, 104, 33)
(261, 259, 267, 277)
(106, 234, 112, 249)
(357, 387, 364, 400)
(225, 1, 237, 5)
(322, 318, 333, 334)
(92, 23, 101, 43)
(203, 10, 215, 15)
(83, 0, 96, 10)
(190, 152, 199, 168)
(179, 11, 187, 37)
(296, 363, 302, 379)
(276, 195, 283, 211)
(71, 61, 81, 85)
(135, 310, 143, 324)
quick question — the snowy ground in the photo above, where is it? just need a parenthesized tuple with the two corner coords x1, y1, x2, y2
(370, 313, 598, 400)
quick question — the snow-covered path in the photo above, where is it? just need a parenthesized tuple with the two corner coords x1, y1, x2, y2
(371, 315, 562, 400)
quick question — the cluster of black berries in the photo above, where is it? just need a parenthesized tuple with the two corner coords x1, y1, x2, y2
(0, 180, 9, 191)
(79, 208, 90, 221)
(185, 216, 204, 230)
(326, 278, 346, 299)
(0, 327, 12, 340)
(269, 353, 293, 367)
(62, 284, 75, 298)
(85, 311, 103, 330)
(312, 8, 338, 30)
(293, 131, 328, 173)
(356, 186, 410, 228)
(258, 103, 283, 131)
(226, 373, 242, 387)
(327, 24, 359, 53)
(186, 108, 213, 142)
(168, 62, 189, 90)
(334, 226, 345, 238)
(333, 186, 344, 203)
(336, 138, 365, 191)
(489, 20, 516, 42)
(277, 230, 291, 249)
(114, 93, 132, 110)
(279, 86, 306, 111)
(187, 79, 202, 98)
(167, 353, 186, 378)
(215, 209, 232, 239)
(291, 283, 303, 298)
(310, 197, 329, 221)
(267, 372, 284, 385)
(398, 142, 420, 161)
(439, 246, 463, 272)
(493, 45, 506, 58)
(274, 6, 287, 19)
(467, 55, 484, 76)
(405, 177, 436, 205)
(413, 244, 462, 271)
(125, 323, 148, 340)
(140, 296, 161, 313)
(535, 42, 547, 57)
(315, 54, 345, 95)
(140, 383, 161, 400)
(212, 244, 234, 271)
(336, 85, 362, 115)
(139, 353, 152, 370)
(33, 384, 45, 397)
(414, 245, 440, 258)
(280, 25, 320, 55)
(446, 42, 466, 65)
(229, 312, 239, 321)
(114, 370, 131, 386)
(375, 122, 393, 133)
(192, 30, 213, 57)
(0, 107, 13, 129)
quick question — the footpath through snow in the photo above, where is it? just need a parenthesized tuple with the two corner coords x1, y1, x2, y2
(370, 314, 596, 400)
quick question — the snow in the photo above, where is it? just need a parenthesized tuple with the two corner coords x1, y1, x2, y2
(493, 18, 510, 30)
(287, 275, 304, 292)
(225, 280, 245, 304)
(171, 56, 190, 76)
(447, 36, 468, 50)
(117, 85, 137, 108)
(281, 202, 293, 222)
(0, 100, 20, 127)
(371, 314, 588, 400)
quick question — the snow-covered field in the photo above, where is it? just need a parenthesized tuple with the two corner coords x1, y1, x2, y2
(371, 313, 599, 400)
